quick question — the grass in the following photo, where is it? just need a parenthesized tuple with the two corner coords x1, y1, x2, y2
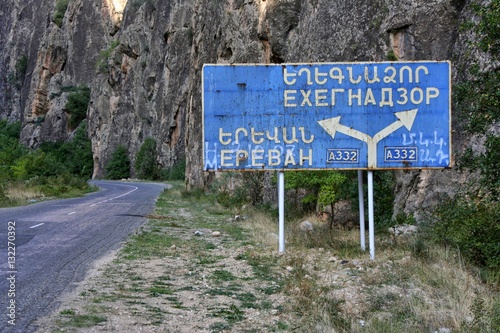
(43, 181, 500, 333)
(58, 308, 106, 328)
(120, 231, 178, 260)
(210, 269, 238, 283)
(4, 182, 45, 204)
(0, 179, 96, 207)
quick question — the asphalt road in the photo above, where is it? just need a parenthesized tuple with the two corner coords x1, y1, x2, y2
(0, 180, 167, 332)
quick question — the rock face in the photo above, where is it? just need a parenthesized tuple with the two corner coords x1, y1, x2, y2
(0, 0, 495, 217)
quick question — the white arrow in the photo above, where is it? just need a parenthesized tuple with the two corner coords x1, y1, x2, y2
(317, 116, 371, 143)
(318, 109, 418, 168)
(373, 109, 418, 142)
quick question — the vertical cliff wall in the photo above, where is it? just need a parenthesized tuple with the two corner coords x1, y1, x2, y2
(0, 0, 494, 218)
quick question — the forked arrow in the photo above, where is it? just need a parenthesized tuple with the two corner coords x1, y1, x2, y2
(317, 109, 418, 168)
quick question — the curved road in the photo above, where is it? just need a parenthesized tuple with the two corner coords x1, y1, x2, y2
(0, 180, 167, 332)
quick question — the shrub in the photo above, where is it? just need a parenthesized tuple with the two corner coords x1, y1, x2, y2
(431, 196, 500, 273)
(96, 40, 120, 73)
(472, 0, 500, 55)
(285, 170, 350, 222)
(66, 124, 93, 177)
(39, 123, 93, 178)
(11, 149, 67, 180)
(0, 119, 21, 139)
(0, 184, 8, 203)
(65, 85, 90, 130)
(0, 121, 25, 180)
(161, 159, 185, 181)
(135, 138, 159, 180)
(106, 145, 130, 180)
(52, 0, 69, 28)
(15, 55, 28, 76)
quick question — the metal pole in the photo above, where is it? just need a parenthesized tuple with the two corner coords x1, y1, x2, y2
(367, 170, 375, 260)
(278, 171, 285, 253)
(358, 170, 366, 251)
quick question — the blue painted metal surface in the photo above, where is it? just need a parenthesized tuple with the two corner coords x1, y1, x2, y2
(203, 62, 451, 171)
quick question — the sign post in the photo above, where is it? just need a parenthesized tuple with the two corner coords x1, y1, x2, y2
(203, 62, 451, 258)
(278, 171, 285, 253)
(358, 170, 366, 251)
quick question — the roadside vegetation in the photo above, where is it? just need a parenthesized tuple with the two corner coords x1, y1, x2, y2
(40, 179, 499, 332)
(0, 120, 94, 207)
(105, 136, 185, 181)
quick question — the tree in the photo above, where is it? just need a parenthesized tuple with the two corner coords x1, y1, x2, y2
(65, 85, 90, 130)
(106, 145, 130, 180)
(286, 171, 348, 228)
(135, 138, 159, 180)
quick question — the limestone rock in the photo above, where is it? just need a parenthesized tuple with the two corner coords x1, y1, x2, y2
(299, 220, 314, 232)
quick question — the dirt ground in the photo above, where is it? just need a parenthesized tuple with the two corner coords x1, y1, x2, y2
(35, 223, 294, 332)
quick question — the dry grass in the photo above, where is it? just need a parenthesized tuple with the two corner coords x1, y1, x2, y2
(5, 182, 45, 204)
(244, 210, 500, 332)
(240, 208, 280, 249)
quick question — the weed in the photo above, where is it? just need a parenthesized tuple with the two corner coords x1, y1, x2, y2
(60, 312, 106, 328)
(210, 269, 237, 283)
(236, 292, 257, 308)
(59, 309, 75, 316)
(95, 39, 120, 72)
(120, 232, 178, 259)
(206, 288, 238, 297)
(210, 304, 245, 323)
(149, 285, 174, 297)
(209, 321, 232, 332)
(236, 250, 277, 282)
(275, 320, 289, 330)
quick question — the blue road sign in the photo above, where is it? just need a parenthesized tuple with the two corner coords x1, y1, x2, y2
(203, 62, 451, 171)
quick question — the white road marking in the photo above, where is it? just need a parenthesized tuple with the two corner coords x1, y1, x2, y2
(30, 223, 45, 229)
(90, 185, 139, 206)
(68, 212, 76, 215)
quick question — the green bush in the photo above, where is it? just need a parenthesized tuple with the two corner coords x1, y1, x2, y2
(96, 40, 120, 73)
(11, 150, 66, 180)
(284, 170, 351, 227)
(437, 1, 500, 284)
(39, 123, 93, 178)
(431, 196, 500, 273)
(5, 124, 93, 180)
(0, 184, 8, 203)
(456, 1, 500, 201)
(65, 85, 90, 130)
(209, 172, 248, 208)
(52, 0, 69, 28)
(0, 119, 21, 139)
(161, 159, 185, 181)
(15, 56, 28, 77)
(0, 121, 25, 180)
(135, 138, 159, 180)
(476, 135, 500, 200)
(106, 145, 130, 180)
(472, 0, 500, 55)
(372, 170, 397, 232)
(0, 119, 94, 203)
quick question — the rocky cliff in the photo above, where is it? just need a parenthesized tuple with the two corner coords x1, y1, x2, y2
(0, 0, 496, 218)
